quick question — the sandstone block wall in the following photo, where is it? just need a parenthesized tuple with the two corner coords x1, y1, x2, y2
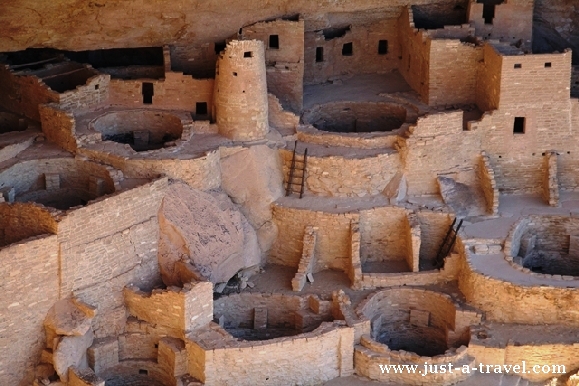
(304, 18, 400, 85)
(0, 203, 57, 247)
(297, 124, 401, 150)
(59, 178, 168, 338)
(280, 148, 400, 197)
(358, 206, 410, 263)
(543, 151, 560, 206)
(241, 19, 305, 112)
(188, 322, 354, 386)
(269, 205, 358, 271)
(39, 104, 78, 152)
(107, 74, 214, 115)
(58, 73, 109, 112)
(477, 152, 499, 215)
(0, 234, 59, 386)
(399, 7, 430, 102)
(124, 281, 213, 337)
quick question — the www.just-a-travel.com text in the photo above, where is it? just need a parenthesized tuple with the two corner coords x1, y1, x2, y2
(379, 362, 566, 377)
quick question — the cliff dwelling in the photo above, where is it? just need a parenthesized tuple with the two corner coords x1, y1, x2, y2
(1, 0, 579, 385)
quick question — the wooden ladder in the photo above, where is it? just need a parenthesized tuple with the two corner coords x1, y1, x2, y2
(285, 141, 308, 199)
(434, 218, 463, 269)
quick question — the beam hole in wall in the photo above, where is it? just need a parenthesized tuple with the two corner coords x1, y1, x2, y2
(342, 42, 353, 56)
(269, 34, 279, 49)
(233, 72, 237, 76)
(244, 51, 253, 58)
(138, 369, 148, 375)
(514, 63, 522, 69)
(316, 47, 324, 62)
(142, 82, 154, 104)
(378, 40, 389, 55)
(513, 117, 525, 134)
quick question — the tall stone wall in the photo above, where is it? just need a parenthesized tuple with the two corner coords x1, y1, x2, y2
(0, 203, 58, 247)
(468, 1, 533, 47)
(39, 104, 78, 152)
(241, 19, 304, 112)
(358, 206, 409, 263)
(399, 7, 430, 103)
(214, 40, 269, 141)
(475, 44, 502, 112)
(58, 178, 168, 338)
(0, 235, 59, 386)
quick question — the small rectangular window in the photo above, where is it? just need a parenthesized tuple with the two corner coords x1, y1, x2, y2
(196, 102, 208, 115)
(269, 35, 279, 49)
(94, 84, 99, 90)
(138, 369, 148, 375)
(378, 40, 388, 55)
(514, 63, 522, 69)
(244, 51, 253, 58)
(513, 117, 525, 134)
(316, 47, 324, 62)
(342, 42, 353, 56)
(545, 62, 552, 68)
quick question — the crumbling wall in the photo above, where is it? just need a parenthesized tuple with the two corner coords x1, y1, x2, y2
(58, 74, 110, 111)
(0, 203, 57, 247)
(0, 65, 60, 121)
(468, 1, 533, 46)
(304, 17, 400, 85)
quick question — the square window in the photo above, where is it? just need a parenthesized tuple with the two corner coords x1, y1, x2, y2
(244, 51, 253, 58)
(342, 42, 353, 56)
(378, 40, 388, 55)
(513, 117, 525, 134)
(196, 102, 208, 115)
(316, 47, 324, 62)
(514, 63, 522, 69)
(269, 35, 279, 49)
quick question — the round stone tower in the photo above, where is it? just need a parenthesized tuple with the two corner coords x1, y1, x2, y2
(213, 39, 269, 141)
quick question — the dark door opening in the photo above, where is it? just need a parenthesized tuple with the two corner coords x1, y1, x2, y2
(142, 82, 154, 104)
(269, 35, 279, 49)
(482, 4, 495, 25)
(316, 47, 324, 62)
(378, 40, 389, 55)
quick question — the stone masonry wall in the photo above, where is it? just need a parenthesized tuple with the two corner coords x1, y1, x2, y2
(58, 74, 110, 112)
(39, 103, 78, 152)
(0, 65, 60, 121)
(124, 281, 213, 338)
(304, 18, 400, 85)
(0, 203, 58, 247)
(280, 148, 400, 197)
(468, 1, 533, 47)
(58, 178, 168, 338)
(477, 152, 499, 215)
(107, 73, 214, 115)
(241, 19, 305, 112)
(358, 206, 409, 263)
(399, 7, 430, 103)
(269, 205, 358, 271)
(0, 234, 59, 386)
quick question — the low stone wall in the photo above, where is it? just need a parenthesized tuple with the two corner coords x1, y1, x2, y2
(0, 202, 58, 247)
(186, 321, 354, 386)
(459, 238, 579, 326)
(355, 335, 473, 386)
(297, 124, 404, 149)
(124, 281, 213, 338)
(292, 226, 317, 291)
(477, 152, 499, 215)
(280, 148, 400, 197)
(78, 147, 220, 190)
(542, 151, 560, 207)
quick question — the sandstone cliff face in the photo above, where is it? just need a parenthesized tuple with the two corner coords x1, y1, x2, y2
(158, 182, 260, 285)
(0, 0, 461, 52)
(534, 0, 579, 63)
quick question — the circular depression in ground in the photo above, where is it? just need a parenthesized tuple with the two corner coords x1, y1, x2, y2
(303, 102, 409, 133)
